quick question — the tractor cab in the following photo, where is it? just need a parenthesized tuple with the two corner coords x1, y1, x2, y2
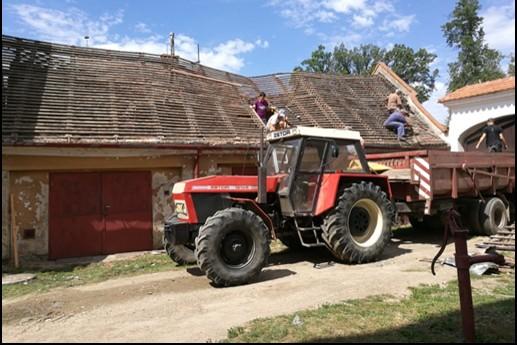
(264, 126, 370, 217)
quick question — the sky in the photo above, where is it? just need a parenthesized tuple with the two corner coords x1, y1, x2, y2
(2, 0, 515, 124)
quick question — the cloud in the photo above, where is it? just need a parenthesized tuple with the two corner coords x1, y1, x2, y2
(323, 0, 367, 13)
(11, 4, 123, 46)
(481, 0, 515, 53)
(9, 3, 268, 72)
(268, 0, 415, 46)
(353, 14, 374, 27)
(380, 15, 416, 33)
(135, 22, 151, 34)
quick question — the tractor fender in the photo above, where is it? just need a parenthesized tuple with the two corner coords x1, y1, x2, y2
(314, 174, 392, 216)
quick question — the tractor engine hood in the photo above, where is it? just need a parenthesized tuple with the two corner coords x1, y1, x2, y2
(170, 175, 281, 224)
(172, 175, 280, 195)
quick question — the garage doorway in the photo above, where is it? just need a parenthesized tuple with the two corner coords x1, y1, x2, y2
(49, 171, 153, 259)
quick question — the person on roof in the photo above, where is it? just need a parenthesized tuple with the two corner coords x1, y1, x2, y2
(252, 92, 269, 124)
(266, 108, 289, 132)
(383, 109, 410, 141)
(475, 118, 509, 152)
(386, 89, 403, 114)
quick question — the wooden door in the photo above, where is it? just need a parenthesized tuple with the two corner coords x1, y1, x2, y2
(49, 171, 153, 259)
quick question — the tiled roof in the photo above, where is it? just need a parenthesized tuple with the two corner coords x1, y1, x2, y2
(2, 35, 447, 150)
(439, 77, 515, 103)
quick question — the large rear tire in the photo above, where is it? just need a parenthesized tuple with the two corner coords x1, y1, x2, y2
(195, 208, 270, 287)
(322, 182, 394, 263)
(479, 197, 509, 235)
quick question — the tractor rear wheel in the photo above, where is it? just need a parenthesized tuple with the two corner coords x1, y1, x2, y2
(322, 182, 394, 263)
(195, 208, 270, 287)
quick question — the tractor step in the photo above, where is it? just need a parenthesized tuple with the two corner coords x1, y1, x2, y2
(294, 218, 326, 248)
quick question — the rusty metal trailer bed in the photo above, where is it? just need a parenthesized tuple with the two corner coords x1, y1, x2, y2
(366, 150, 515, 217)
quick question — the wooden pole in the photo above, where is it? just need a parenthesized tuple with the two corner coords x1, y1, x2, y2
(10, 193, 19, 268)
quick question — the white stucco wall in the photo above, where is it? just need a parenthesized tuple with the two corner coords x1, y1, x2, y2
(445, 90, 515, 151)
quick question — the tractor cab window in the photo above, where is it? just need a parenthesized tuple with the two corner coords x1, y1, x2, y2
(325, 141, 368, 173)
(265, 139, 301, 176)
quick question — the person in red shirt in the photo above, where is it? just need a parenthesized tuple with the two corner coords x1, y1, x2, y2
(252, 92, 269, 124)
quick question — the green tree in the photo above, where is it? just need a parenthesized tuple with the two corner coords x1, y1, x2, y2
(442, 0, 504, 91)
(294, 45, 332, 73)
(295, 44, 438, 102)
(384, 44, 439, 102)
(508, 54, 515, 76)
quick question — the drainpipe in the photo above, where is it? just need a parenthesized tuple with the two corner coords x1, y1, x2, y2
(193, 149, 201, 178)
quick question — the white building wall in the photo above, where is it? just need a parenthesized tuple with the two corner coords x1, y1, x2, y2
(446, 90, 515, 151)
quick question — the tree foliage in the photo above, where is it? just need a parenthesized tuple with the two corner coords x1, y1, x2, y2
(295, 44, 438, 102)
(442, 0, 504, 91)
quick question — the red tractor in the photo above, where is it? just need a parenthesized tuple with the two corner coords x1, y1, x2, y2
(164, 126, 395, 286)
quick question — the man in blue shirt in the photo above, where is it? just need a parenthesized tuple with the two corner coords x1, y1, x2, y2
(383, 109, 409, 141)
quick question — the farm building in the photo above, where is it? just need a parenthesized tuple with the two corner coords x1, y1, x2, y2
(2, 35, 447, 262)
(440, 77, 515, 152)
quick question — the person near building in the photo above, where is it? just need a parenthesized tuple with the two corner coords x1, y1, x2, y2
(475, 118, 509, 152)
(252, 92, 269, 124)
(266, 108, 289, 132)
(385, 89, 403, 114)
(383, 109, 410, 141)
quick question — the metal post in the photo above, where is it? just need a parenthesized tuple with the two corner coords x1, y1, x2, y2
(197, 43, 200, 63)
(169, 32, 175, 57)
(257, 128, 267, 204)
(452, 228, 475, 343)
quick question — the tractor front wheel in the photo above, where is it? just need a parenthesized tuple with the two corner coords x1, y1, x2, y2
(195, 208, 270, 287)
(164, 240, 196, 265)
(322, 182, 394, 263)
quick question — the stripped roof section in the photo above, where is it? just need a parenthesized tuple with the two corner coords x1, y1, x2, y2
(2, 35, 447, 150)
(439, 77, 515, 103)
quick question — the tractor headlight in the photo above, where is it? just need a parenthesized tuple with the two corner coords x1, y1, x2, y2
(174, 200, 189, 220)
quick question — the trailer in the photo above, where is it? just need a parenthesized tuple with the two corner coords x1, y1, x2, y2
(367, 150, 515, 235)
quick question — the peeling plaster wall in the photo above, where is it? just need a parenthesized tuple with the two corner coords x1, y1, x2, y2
(2, 171, 9, 260)
(152, 169, 181, 249)
(3, 149, 259, 261)
(10, 172, 49, 261)
(199, 153, 257, 176)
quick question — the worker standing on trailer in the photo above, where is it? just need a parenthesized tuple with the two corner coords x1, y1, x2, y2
(385, 89, 403, 114)
(252, 92, 269, 124)
(475, 118, 509, 152)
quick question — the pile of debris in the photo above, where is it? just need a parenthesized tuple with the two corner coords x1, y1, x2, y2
(476, 223, 515, 252)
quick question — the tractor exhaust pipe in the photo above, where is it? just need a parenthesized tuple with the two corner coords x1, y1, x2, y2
(257, 127, 267, 204)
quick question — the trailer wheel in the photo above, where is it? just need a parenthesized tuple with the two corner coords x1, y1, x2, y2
(322, 182, 394, 263)
(195, 208, 270, 287)
(480, 197, 509, 235)
(163, 239, 197, 265)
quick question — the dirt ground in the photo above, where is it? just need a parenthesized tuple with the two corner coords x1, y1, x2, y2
(2, 231, 488, 343)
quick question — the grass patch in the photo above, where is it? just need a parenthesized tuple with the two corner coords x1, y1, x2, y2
(225, 273, 515, 343)
(2, 253, 189, 300)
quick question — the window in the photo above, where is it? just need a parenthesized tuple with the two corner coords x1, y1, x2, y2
(325, 142, 366, 173)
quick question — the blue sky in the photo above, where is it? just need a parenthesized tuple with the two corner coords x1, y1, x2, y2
(2, 0, 515, 123)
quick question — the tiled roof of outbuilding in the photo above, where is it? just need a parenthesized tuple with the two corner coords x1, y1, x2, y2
(2, 35, 447, 150)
